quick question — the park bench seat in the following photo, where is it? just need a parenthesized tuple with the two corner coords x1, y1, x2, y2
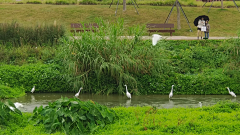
(146, 23, 175, 36)
(70, 23, 99, 36)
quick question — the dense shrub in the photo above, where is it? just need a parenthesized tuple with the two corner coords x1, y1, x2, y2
(80, 0, 97, 5)
(30, 97, 117, 134)
(55, 0, 70, 5)
(0, 85, 25, 99)
(0, 22, 65, 47)
(0, 64, 71, 93)
(26, 1, 42, 4)
(0, 45, 59, 65)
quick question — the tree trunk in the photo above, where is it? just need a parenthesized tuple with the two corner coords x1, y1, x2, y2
(123, 0, 126, 11)
(176, 0, 181, 30)
(221, 0, 223, 9)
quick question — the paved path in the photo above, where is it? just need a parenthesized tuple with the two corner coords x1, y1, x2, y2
(73, 36, 238, 40)
(136, 36, 238, 40)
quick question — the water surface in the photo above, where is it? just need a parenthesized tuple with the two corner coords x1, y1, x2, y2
(3, 93, 239, 112)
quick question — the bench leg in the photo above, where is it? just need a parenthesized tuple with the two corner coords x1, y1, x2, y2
(170, 32, 172, 36)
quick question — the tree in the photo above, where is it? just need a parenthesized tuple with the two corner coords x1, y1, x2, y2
(177, 0, 181, 29)
(221, 0, 223, 9)
(123, 0, 126, 11)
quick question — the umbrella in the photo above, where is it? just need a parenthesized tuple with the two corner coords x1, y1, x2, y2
(194, 15, 209, 26)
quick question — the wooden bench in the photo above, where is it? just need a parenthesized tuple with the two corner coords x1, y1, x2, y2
(70, 23, 99, 36)
(146, 24, 175, 36)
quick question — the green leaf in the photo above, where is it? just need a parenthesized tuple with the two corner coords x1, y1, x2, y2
(79, 115, 86, 120)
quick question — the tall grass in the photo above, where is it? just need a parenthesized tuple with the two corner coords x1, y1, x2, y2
(0, 21, 65, 47)
(59, 18, 169, 95)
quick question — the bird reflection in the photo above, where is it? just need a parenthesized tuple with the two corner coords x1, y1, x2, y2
(126, 99, 131, 107)
(199, 102, 202, 108)
(31, 95, 35, 102)
(231, 98, 236, 102)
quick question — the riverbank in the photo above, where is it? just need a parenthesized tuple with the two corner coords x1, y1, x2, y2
(0, 4, 240, 36)
(1, 100, 240, 135)
(1, 20, 240, 98)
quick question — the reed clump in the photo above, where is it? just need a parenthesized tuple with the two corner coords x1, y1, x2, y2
(0, 21, 65, 47)
(59, 18, 168, 95)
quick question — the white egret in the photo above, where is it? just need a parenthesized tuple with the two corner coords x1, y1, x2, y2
(124, 85, 131, 99)
(169, 85, 174, 99)
(14, 102, 23, 108)
(75, 87, 83, 97)
(152, 34, 162, 46)
(31, 86, 35, 93)
(226, 87, 236, 97)
(199, 102, 202, 108)
(9, 102, 24, 111)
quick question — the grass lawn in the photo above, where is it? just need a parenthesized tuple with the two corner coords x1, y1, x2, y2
(0, 4, 240, 36)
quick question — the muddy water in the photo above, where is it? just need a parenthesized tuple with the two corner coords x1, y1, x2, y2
(3, 93, 239, 112)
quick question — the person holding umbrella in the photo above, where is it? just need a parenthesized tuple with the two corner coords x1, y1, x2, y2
(197, 17, 205, 39)
(194, 15, 209, 40)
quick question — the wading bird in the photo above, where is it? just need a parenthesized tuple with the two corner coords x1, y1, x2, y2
(75, 87, 83, 97)
(124, 85, 131, 99)
(10, 102, 24, 111)
(152, 34, 162, 46)
(169, 85, 174, 99)
(31, 86, 35, 93)
(226, 87, 236, 97)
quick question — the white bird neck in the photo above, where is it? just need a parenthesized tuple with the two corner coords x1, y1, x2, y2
(227, 88, 230, 92)
(78, 88, 82, 93)
(125, 85, 128, 92)
(171, 86, 174, 92)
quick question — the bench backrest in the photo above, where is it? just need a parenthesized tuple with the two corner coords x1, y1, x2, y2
(146, 24, 174, 28)
(71, 23, 99, 28)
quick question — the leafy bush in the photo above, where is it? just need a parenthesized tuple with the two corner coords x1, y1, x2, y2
(30, 97, 117, 134)
(0, 21, 65, 47)
(0, 45, 58, 65)
(26, 1, 42, 4)
(45, 1, 54, 4)
(0, 85, 25, 99)
(55, 0, 70, 5)
(80, 0, 97, 5)
(0, 64, 71, 93)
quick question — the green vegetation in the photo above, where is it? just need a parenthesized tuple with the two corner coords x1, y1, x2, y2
(0, 19, 240, 96)
(1, 100, 240, 134)
(56, 19, 240, 95)
(30, 97, 117, 134)
(0, 21, 65, 47)
(95, 101, 240, 135)
(0, 85, 25, 99)
(0, 64, 71, 93)
(0, 45, 57, 65)
(0, 4, 239, 36)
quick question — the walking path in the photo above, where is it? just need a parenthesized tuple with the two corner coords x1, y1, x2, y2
(73, 36, 239, 40)
(137, 36, 238, 40)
